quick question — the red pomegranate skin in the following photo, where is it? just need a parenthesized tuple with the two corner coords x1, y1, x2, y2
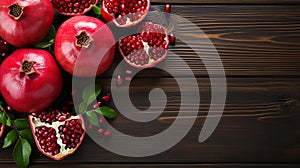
(55, 16, 115, 77)
(0, 49, 63, 113)
(0, 0, 54, 47)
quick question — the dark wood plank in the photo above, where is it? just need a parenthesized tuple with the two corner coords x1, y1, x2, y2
(1, 78, 299, 164)
(101, 5, 300, 77)
(1, 163, 300, 168)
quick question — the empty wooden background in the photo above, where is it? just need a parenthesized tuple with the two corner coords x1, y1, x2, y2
(1, 0, 300, 167)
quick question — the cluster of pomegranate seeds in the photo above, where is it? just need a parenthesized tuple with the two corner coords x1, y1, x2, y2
(52, 0, 97, 14)
(35, 126, 60, 155)
(104, 0, 148, 25)
(59, 119, 84, 149)
(119, 22, 168, 66)
(32, 110, 72, 124)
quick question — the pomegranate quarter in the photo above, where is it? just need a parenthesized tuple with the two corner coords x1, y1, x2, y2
(102, 0, 150, 27)
(51, 0, 98, 16)
(29, 109, 86, 160)
(119, 22, 169, 68)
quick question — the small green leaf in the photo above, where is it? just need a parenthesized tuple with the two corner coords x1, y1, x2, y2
(13, 138, 31, 168)
(94, 106, 118, 119)
(79, 102, 88, 113)
(19, 129, 34, 145)
(82, 84, 102, 106)
(6, 118, 12, 127)
(0, 112, 7, 124)
(86, 111, 99, 126)
(14, 118, 30, 130)
(3, 130, 18, 148)
(92, 5, 101, 15)
(44, 25, 56, 41)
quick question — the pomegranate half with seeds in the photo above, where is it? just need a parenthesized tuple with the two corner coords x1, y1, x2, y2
(51, 0, 98, 16)
(0, 49, 62, 113)
(102, 0, 150, 27)
(0, 0, 54, 47)
(54, 15, 115, 77)
(119, 22, 169, 68)
(29, 109, 86, 160)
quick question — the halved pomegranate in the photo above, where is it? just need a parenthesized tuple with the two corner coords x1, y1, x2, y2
(51, 0, 98, 16)
(102, 0, 150, 27)
(29, 109, 85, 160)
(118, 22, 169, 68)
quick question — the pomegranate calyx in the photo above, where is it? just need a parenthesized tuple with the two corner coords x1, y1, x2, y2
(7, 3, 24, 20)
(19, 60, 36, 75)
(75, 31, 93, 48)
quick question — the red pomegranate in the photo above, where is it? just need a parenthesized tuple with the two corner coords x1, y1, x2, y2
(54, 15, 116, 77)
(29, 108, 85, 160)
(0, 0, 54, 47)
(102, 0, 150, 27)
(0, 49, 62, 113)
(51, 0, 98, 16)
(119, 22, 169, 68)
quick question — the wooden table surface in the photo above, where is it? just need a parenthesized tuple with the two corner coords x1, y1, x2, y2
(1, 0, 300, 167)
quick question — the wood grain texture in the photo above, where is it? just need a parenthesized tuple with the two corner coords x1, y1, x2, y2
(101, 5, 300, 77)
(1, 78, 299, 165)
(1, 3, 300, 168)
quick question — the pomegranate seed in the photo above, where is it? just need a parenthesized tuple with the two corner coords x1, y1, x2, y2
(125, 76, 132, 81)
(104, 129, 112, 136)
(126, 69, 132, 75)
(117, 75, 123, 86)
(102, 95, 111, 102)
(88, 124, 93, 129)
(164, 4, 171, 13)
(169, 34, 176, 44)
(99, 116, 104, 124)
(98, 128, 104, 134)
(93, 102, 102, 109)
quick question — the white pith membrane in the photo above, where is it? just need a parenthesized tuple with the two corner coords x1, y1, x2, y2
(119, 22, 169, 68)
(102, 0, 150, 27)
(29, 114, 85, 160)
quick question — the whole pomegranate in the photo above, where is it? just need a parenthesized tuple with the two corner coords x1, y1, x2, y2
(51, 0, 98, 16)
(29, 108, 85, 160)
(102, 0, 150, 27)
(119, 22, 169, 68)
(0, 49, 62, 113)
(54, 16, 115, 77)
(0, 0, 54, 47)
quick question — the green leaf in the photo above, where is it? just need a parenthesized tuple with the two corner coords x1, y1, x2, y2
(82, 84, 102, 106)
(13, 138, 31, 168)
(19, 129, 34, 145)
(92, 5, 101, 15)
(6, 118, 12, 127)
(3, 130, 18, 148)
(33, 25, 56, 49)
(14, 118, 30, 130)
(94, 106, 118, 119)
(79, 102, 88, 113)
(0, 112, 7, 124)
(86, 111, 99, 126)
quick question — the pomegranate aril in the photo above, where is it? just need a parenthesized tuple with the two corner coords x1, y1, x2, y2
(169, 34, 176, 44)
(104, 129, 112, 136)
(164, 4, 171, 13)
(117, 75, 123, 86)
(102, 95, 111, 102)
(98, 128, 104, 134)
(93, 102, 102, 109)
